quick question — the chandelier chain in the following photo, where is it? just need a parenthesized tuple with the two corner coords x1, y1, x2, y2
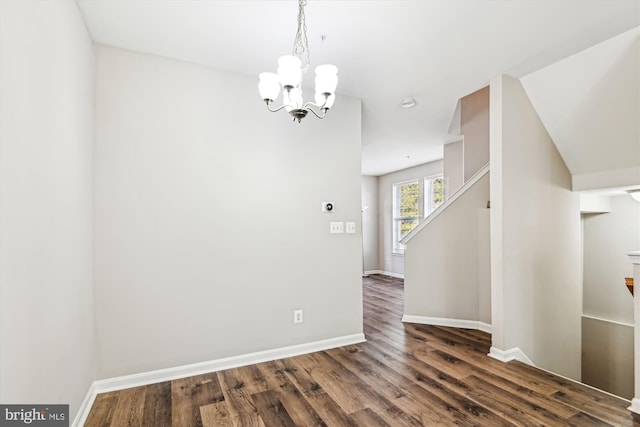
(258, 0, 336, 122)
(293, 0, 310, 73)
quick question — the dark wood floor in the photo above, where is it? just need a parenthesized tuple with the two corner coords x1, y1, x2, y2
(85, 274, 639, 426)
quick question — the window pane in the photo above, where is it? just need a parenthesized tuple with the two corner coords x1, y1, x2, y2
(432, 177, 444, 210)
(400, 182, 420, 219)
(393, 181, 420, 253)
(425, 176, 445, 216)
(399, 217, 419, 240)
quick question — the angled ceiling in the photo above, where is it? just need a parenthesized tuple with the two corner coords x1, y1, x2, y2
(522, 27, 640, 191)
(76, 0, 640, 176)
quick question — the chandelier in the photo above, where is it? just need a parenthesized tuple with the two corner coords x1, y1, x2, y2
(258, 0, 338, 123)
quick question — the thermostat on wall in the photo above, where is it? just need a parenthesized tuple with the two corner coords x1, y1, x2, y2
(322, 202, 335, 212)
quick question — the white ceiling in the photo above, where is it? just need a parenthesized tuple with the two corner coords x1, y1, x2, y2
(522, 26, 639, 187)
(76, 0, 640, 176)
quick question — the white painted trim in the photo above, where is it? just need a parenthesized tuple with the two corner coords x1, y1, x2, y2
(628, 397, 640, 414)
(401, 162, 490, 244)
(477, 322, 493, 334)
(72, 382, 97, 427)
(381, 271, 404, 279)
(628, 251, 640, 264)
(364, 269, 384, 276)
(72, 333, 365, 424)
(402, 315, 492, 334)
(364, 270, 404, 279)
(488, 346, 534, 366)
(95, 333, 366, 393)
(582, 314, 634, 328)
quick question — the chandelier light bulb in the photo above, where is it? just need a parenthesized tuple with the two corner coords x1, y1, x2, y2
(315, 64, 338, 77)
(258, 72, 280, 101)
(277, 55, 302, 88)
(314, 64, 339, 94)
(283, 87, 303, 112)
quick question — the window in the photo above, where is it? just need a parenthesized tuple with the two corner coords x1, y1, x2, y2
(393, 175, 444, 254)
(425, 176, 445, 217)
(393, 180, 420, 254)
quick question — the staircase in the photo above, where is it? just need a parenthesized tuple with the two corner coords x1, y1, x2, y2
(401, 164, 491, 331)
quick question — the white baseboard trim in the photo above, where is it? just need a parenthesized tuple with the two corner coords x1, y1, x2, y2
(364, 270, 404, 279)
(628, 397, 640, 414)
(72, 382, 97, 427)
(402, 314, 492, 334)
(488, 346, 534, 366)
(72, 333, 365, 426)
(477, 322, 493, 334)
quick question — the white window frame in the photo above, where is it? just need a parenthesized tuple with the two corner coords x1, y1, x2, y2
(392, 179, 422, 254)
(424, 174, 445, 218)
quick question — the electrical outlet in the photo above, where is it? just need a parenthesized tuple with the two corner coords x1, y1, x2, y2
(330, 221, 344, 234)
(346, 221, 356, 234)
(293, 309, 303, 324)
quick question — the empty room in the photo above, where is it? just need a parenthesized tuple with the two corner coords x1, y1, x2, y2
(1, 0, 639, 425)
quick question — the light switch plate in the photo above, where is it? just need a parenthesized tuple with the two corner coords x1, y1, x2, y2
(346, 222, 356, 234)
(330, 221, 344, 234)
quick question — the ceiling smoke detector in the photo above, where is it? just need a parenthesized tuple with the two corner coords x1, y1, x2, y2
(401, 98, 417, 109)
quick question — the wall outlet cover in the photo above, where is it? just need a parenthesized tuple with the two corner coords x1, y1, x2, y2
(330, 221, 345, 234)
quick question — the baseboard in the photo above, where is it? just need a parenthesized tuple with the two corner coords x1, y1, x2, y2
(628, 397, 640, 414)
(488, 346, 534, 366)
(402, 314, 492, 334)
(477, 321, 492, 334)
(72, 382, 97, 427)
(72, 333, 365, 425)
(365, 270, 404, 279)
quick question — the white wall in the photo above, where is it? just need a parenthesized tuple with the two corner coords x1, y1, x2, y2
(583, 195, 638, 323)
(0, 0, 97, 416)
(581, 194, 638, 398)
(94, 46, 363, 378)
(362, 176, 379, 273)
(461, 86, 490, 182)
(404, 174, 490, 323)
(443, 141, 463, 198)
(377, 161, 443, 276)
(490, 74, 582, 380)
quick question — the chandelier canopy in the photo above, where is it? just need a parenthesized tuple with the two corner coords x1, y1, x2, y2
(258, 0, 338, 123)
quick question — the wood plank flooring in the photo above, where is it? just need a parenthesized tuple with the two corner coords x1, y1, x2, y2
(84, 274, 639, 426)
